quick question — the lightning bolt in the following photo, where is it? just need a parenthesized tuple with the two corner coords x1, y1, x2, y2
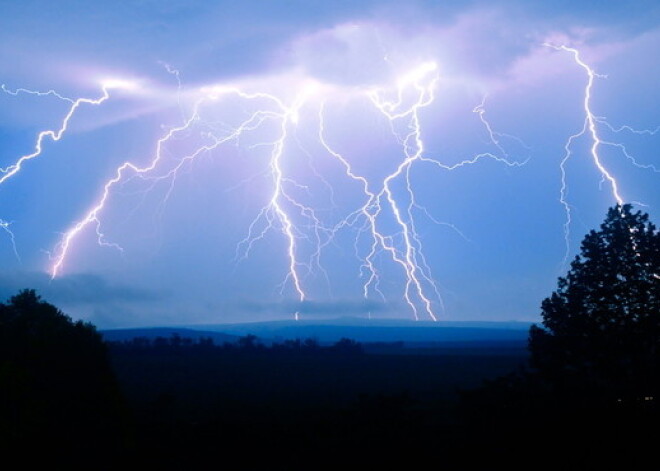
(41, 60, 528, 321)
(24, 37, 658, 324)
(317, 63, 526, 320)
(0, 219, 20, 262)
(596, 117, 660, 173)
(367, 62, 442, 321)
(0, 81, 132, 261)
(235, 91, 310, 320)
(48, 80, 328, 325)
(547, 44, 659, 265)
(0, 82, 123, 185)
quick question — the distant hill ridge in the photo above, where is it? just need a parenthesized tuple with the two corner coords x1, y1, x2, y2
(101, 319, 532, 345)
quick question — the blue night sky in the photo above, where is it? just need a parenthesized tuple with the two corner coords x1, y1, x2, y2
(0, 1, 658, 327)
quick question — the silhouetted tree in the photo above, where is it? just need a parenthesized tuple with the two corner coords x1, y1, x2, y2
(0, 289, 127, 460)
(459, 205, 660, 464)
(529, 204, 660, 400)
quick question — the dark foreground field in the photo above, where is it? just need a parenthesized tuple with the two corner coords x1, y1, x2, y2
(107, 336, 528, 467)
(103, 331, 658, 469)
(4, 310, 656, 469)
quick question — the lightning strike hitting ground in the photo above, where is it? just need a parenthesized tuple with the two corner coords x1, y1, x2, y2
(546, 44, 659, 265)
(0, 82, 128, 263)
(318, 62, 527, 320)
(1, 43, 656, 321)
(32, 60, 526, 321)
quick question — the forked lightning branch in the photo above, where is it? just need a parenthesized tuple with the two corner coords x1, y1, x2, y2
(0, 45, 656, 320)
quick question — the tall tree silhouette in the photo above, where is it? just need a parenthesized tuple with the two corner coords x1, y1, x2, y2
(0, 289, 127, 461)
(460, 205, 659, 465)
(529, 204, 660, 400)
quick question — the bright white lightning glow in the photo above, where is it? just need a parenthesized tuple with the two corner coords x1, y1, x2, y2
(2, 44, 655, 321)
(100, 78, 139, 91)
(546, 44, 658, 265)
(44, 62, 528, 321)
(0, 80, 135, 264)
(317, 64, 527, 320)
(0, 83, 116, 186)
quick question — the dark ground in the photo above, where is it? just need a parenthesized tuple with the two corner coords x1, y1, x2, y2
(105, 336, 658, 469)
(6, 330, 655, 469)
(106, 337, 530, 468)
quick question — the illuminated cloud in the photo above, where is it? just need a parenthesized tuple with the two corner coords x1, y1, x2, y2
(0, 1, 658, 326)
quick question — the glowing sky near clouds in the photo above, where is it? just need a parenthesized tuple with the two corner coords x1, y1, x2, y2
(0, 1, 658, 327)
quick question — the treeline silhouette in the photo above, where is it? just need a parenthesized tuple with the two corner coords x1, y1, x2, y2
(108, 333, 364, 355)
